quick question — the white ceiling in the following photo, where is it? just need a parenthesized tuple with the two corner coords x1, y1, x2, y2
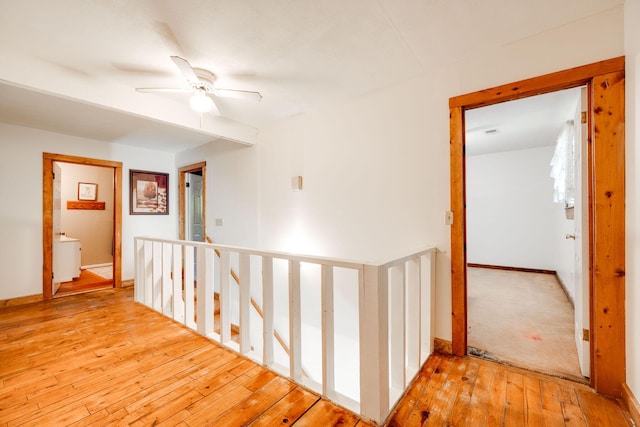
(466, 87, 582, 156)
(0, 0, 622, 152)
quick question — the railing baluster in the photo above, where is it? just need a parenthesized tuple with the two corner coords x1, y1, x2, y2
(389, 264, 406, 390)
(143, 240, 153, 307)
(321, 264, 335, 397)
(289, 260, 302, 382)
(421, 251, 436, 360)
(162, 242, 172, 316)
(172, 243, 184, 323)
(262, 256, 274, 367)
(134, 238, 144, 303)
(239, 253, 251, 354)
(152, 242, 162, 312)
(196, 246, 214, 336)
(360, 265, 389, 423)
(406, 257, 421, 373)
(220, 250, 231, 344)
(184, 245, 196, 329)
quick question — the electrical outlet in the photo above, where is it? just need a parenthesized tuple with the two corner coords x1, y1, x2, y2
(445, 211, 453, 225)
(215, 218, 223, 226)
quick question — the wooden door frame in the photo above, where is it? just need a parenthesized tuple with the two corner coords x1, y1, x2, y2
(449, 57, 625, 397)
(43, 153, 123, 300)
(178, 162, 207, 241)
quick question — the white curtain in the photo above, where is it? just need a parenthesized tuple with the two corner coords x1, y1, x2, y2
(550, 120, 576, 206)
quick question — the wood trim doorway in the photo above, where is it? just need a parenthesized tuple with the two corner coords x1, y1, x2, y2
(43, 153, 123, 300)
(178, 162, 207, 241)
(449, 57, 625, 397)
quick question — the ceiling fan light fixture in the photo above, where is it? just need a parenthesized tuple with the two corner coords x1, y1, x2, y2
(189, 89, 214, 112)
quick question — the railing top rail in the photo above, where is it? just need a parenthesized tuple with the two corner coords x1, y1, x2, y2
(135, 236, 436, 270)
(134, 236, 365, 270)
(378, 246, 437, 268)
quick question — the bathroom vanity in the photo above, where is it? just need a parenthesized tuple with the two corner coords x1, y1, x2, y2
(55, 236, 81, 283)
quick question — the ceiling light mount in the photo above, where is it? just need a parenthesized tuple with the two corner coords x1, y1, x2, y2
(190, 68, 216, 93)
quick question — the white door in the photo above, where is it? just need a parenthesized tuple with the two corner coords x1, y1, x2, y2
(573, 87, 590, 377)
(52, 162, 62, 295)
(186, 172, 204, 242)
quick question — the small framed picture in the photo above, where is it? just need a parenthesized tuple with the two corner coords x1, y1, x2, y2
(78, 182, 98, 201)
(130, 169, 169, 215)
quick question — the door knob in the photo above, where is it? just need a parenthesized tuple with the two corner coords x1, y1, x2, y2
(565, 234, 576, 240)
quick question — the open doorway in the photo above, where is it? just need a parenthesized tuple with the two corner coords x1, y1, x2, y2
(449, 57, 625, 396)
(54, 162, 115, 296)
(43, 153, 123, 300)
(179, 162, 206, 242)
(464, 87, 588, 381)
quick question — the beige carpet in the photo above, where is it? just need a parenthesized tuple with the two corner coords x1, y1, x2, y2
(467, 267, 585, 381)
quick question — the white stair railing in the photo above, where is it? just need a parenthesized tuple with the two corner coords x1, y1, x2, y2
(134, 236, 436, 425)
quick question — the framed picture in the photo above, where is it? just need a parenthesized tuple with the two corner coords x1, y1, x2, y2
(78, 182, 98, 201)
(129, 169, 169, 215)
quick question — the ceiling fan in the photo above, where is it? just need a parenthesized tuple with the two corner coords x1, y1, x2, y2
(135, 56, 262, 114)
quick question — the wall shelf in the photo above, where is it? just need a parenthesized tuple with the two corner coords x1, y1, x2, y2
(67, 201, 105, 210)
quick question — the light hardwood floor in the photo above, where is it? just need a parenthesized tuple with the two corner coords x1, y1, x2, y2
(0, 287, 631, 426)
(55, 269, 113, 297)
(0, 288, 371, 426)
(387, 353, 631, 426)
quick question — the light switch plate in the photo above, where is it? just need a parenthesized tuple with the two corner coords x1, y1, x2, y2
(215, 218, 223, 226)
(445, 211, 453, 225)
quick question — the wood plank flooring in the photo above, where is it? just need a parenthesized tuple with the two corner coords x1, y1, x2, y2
(387, 353, 631, 426)
(0, 287, 631, 426)
(56, 269, 112, 296)
(0, 287, 372, 426)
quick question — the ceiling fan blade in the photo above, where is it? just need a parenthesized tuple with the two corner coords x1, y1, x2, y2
(136, 87, 192, 93)
(213, 88, 263, 102)
(206, 93, 221, 116)
(171, 56, 199, 84)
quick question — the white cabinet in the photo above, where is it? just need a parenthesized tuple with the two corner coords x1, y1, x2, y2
(55, 236, 81, 282)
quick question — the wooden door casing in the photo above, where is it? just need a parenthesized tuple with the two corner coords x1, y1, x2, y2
(449, 57, 625, 397)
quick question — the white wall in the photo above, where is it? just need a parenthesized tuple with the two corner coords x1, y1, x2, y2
(467, 140, 579, 304)
(0, 123, 175, 300)
(625, 0, 640, 403)
(466, 146, 562, 270)
(255, 6, 624, 343)
(257, 76, 449, 262)
(175, 139, 259, 248)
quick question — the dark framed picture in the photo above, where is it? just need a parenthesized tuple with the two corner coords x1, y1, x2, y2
(78, 182, 97, 201)
(129, 169, 169, 215)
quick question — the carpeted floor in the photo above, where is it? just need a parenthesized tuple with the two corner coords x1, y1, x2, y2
(467, 267, 585, 381)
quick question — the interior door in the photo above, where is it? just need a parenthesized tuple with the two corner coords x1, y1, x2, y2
(573, 87, 590, 376)
(52, 162, 62, 295)
(186, 172, 204, 242)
